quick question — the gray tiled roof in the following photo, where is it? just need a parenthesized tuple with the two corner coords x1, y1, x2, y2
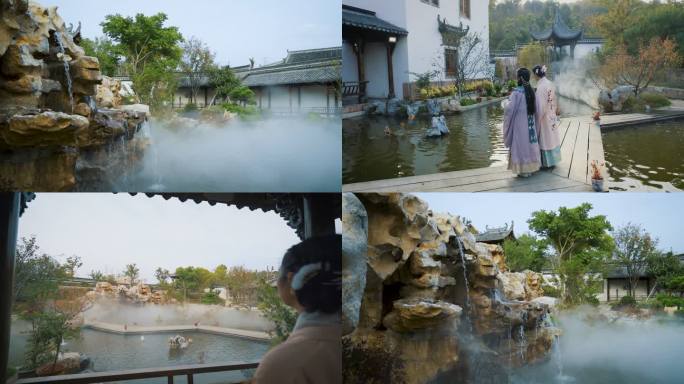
(343, 5, 408, 36)
(285, 47, 342, 65)
(475, 223, 515, 243)
(531, 11, 582, 42)
(242, 62, 340, 87)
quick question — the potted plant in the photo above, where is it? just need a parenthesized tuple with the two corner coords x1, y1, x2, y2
(590, 160, 605, 192)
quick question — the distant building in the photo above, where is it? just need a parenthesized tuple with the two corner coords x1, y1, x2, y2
(475, 222, 515, 246)
(342, 0, 490, 102)
(173, 47, 342, 115)
(596, 266, 653, 303)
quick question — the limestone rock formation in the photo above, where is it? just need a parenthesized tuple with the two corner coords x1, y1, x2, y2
(0, 0, 150, 190)
(343, 193, 558, 384)
(342, 193, 368, 335)
(96, 76, 122, 108)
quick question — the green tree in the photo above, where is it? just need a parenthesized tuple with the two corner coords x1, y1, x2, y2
(123, 263, 140, 285)
(25, 310, 79, 371)
(89, 270, 104, 281)
(229, 85, 256, 106)
(503, 234, 549, 272)
(173, 266, 202, 302)
(13, 236, 63, 310)
(101, 13, 183, 106)
(180, 36, 216, 104)
(208, 66, 240, 103)
(62, 255, 82, 278)
(647, 251, 684, 297)
(517, 42, 551, 72)
(226, 266, 256, 305)
(154, 267, 170, 285)
(256, 278, 297, 345)
(80, 37, 121, 76)
(612, 223, 659, 298)
(528, 203, 614, 306)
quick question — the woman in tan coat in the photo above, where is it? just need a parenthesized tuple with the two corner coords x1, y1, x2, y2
(253, 235, 341, 384)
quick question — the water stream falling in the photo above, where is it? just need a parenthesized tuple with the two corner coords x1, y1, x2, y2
(455, 237, 471, 314)
(140, 120, 164, 190)
(54, 32, 74, 113)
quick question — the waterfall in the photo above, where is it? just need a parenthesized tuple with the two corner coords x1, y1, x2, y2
(140, 120, 164, 190)
(543, 314, 567, 383)
(54, 32, 74, 113)
(518, 324, 527, 363)
(120, 135, 128, 187)
(455, 237, 471, 311)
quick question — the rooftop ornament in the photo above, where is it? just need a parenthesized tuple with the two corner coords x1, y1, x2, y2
(437, 15, 469, 47)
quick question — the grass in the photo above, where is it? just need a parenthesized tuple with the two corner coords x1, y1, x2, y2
(459, 98, 479, 107)
(622, 93, 671, 112)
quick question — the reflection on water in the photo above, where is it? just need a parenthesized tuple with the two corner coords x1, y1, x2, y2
(603, 120, 684, 191)
(342, 97, 595, 184)
(343, 105, 507, 183)
(10, 327, 268, 384)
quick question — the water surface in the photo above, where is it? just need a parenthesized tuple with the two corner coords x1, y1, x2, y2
(10, 327, 268, 384)
(602, 119, 684, 191)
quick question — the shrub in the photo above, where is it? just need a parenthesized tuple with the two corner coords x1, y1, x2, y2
(639, 93, 671, 108)
(494, 83, 503, 96)
(619, 295, 637, 306)
(460, 98, 478, 106)
(543, 285, 560, 298)
(183, 102, 198, 113)
(507, 80, 517, 92)
(221, 102, 259, 117)
(201, 290, 224, 305)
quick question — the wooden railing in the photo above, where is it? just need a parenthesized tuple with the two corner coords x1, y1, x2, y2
(15, 361, 259, 384)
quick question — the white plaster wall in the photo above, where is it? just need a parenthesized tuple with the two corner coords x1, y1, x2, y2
(300, 85, 330, 109)
(574, 42, 602, 60)
(404, 0, 459, 81)
(342, 42, 358, 83)
(460, 0, 491, 79)
(605, 279, 651, 302)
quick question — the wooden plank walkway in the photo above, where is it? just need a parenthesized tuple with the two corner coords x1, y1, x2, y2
(343, 117, 605, 193)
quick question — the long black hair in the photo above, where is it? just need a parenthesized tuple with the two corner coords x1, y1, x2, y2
(517, 67, 536, 116)
(279, 234, 341, 314)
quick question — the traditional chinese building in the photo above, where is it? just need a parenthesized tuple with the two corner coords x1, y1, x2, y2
(173, 47, 342, 115)
(530, 10, 583, 60)
(474, 222, 515, 245)
(342, 0, 489, 103)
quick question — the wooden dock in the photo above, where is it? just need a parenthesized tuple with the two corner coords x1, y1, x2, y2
(343, 117, 605, 193)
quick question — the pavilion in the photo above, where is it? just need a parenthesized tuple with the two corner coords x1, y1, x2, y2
(475, 222, 516, 246)
(530, 11, 583, 60)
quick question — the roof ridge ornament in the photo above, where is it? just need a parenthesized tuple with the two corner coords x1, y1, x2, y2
(437, 14, 469, 47)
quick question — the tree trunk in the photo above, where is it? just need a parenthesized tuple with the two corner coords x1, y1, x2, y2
(52, 340, 61, 371)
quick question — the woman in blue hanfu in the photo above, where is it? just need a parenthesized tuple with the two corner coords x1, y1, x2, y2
(502, 67, 541, 177)
(533, 64, 562, 168)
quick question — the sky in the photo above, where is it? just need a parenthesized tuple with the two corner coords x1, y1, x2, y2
(41, 0, 341, 67)
(17, 193, 302, 282)
(417, 193, 684, 254)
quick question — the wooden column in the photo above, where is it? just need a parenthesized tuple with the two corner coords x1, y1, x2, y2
(0, 193, 20, 381)
(386, 41, 396, 99)
(353, 40, 366, 103)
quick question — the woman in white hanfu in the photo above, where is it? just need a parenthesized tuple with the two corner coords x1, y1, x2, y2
(533, 65, 562, 168)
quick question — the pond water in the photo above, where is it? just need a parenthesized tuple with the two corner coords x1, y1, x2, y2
(9, 327, 268, 384)
(343, 105, 507, 184)
(342, 97, 594, 184)
(602, 119, 684, 191)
